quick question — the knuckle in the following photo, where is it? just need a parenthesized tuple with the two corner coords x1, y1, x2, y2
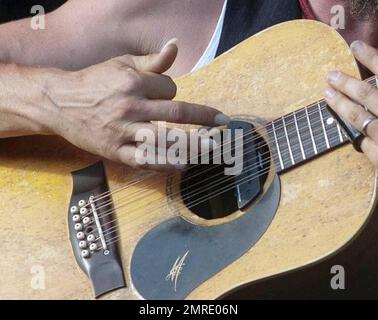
(356, 83, 374, 100)
(123, 68, 144, 92)
(348, 106, 363, 126)
(169, 103, 185, 122)
(123, 99, 144, 116)
(100, 142, 118, 160)
(367, 48, 378, 64)
(111, 58, 126, 69)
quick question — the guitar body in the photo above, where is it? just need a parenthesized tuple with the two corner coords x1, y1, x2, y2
(0, 20, 376, 299)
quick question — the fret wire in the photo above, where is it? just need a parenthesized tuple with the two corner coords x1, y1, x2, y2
(282, 116, 295, 165)
(305, 107, 318, 155)
(271, 121, 284, 171)
(320, 100, 345, 143)
(319, 102, 343, 147)
(293, 111, 306, 160)
(336, 123, 344, 143)
(265, 76, 377, 171)
(318, 102, 330, 149)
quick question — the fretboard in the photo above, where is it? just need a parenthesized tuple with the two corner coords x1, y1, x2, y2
(267, 75, 378, 173)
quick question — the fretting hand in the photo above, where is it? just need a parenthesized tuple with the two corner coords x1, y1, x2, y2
(325, 41, 378, 167)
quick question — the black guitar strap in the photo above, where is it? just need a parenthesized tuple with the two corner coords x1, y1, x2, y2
(216, 0, 302, 57)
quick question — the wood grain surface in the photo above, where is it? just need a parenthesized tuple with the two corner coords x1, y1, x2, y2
(0, 20, 375, 299)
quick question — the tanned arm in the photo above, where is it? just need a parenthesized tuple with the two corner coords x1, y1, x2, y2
(0, 43, 229, 170)
(0, 0, 141, 70)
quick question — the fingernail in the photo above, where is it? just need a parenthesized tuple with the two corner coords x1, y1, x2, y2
(325, 88, 337, 99)
(328, 71, 341, 83)
(161, 38, 178, 52)
(214, 113, 230, 125)
(351, 40, 364, 55)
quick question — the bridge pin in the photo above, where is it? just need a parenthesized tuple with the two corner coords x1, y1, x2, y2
(79, 240, 87, 249)
(82, 217, 91, 225)
(81, 250, 90, 258)
(70, 206, 79, 214)
(87, 234, 95, 243)
(76, 232, 85, 240)
(78, 200, 86, 207)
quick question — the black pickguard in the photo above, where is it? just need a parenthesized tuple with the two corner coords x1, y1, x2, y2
(130, 175, 281, 299)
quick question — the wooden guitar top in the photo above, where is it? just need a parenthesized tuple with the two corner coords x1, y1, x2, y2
(0, 20, 376, 299)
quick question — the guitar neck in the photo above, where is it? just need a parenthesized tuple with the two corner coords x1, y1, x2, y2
(267, 75, 378, 173)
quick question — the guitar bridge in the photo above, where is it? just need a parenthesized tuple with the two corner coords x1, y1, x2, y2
(68, 161, 126, 297)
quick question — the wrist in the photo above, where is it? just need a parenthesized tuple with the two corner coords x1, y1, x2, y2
(16, 64, 69, 136)
(36, 67, 79, 136)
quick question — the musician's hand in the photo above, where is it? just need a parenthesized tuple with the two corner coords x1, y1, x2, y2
(48, 40, 229, 170)
(325, 40, 378, 167)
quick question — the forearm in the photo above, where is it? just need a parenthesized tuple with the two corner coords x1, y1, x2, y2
(0, 0, 136, 70)
(0, 63, 61, 138)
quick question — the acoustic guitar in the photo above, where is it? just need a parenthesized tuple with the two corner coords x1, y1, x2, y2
(0, 19, 377, 300)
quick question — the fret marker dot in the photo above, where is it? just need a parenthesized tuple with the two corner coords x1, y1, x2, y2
(326, 117, 334, 125)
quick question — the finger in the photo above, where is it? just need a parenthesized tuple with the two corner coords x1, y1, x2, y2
(327, 71, 378, 115)
(139, 100, 230, 126)
(325, 87, 378, 142)
(361, 137, 378, 168)
(122, 122, 190, 147)
(138, 72, 177, 100)
(116, 144, 186, 172)
(130, 38, 178, 74)
(350, 41, 378, 75)
(124, 122, 218, 161)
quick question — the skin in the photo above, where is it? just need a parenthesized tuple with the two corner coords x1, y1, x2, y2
(325, 41, 378, 167)
(0, 0, 225, 77)
(0, 0, 376, 169)
(0, 41, 229, 170)
(309, 1, 378, 167)
(309, 0, 378, 78)
(309, 0, 377, 49)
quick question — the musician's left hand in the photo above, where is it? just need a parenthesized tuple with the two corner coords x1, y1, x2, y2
(325, 40, 378, 167)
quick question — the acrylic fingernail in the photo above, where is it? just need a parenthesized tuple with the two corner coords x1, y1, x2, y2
(351, 40, 364, 55)
(214, 113, 231, 125)
(325, 88, 337, 99)
(328, 71, 341, 83)
(161, 38, 178, 52)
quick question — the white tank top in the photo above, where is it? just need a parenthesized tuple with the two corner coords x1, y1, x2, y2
(191, 0, 228, 72)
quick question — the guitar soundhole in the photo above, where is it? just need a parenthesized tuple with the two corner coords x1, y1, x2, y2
(180, 135, 270, 220)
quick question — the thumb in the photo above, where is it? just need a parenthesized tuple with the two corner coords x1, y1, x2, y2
(130, 38, 178, 74)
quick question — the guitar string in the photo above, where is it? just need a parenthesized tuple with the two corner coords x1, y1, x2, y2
(85, 110, 344, 232)
(79, 101, 335, 218)
(81, 102, 325, 207)
(80, 76, 377, 208)
(98, 133, 346, 249)
(97, 127, 345, 241)
(81, 76, 377, 208)
(89, 121, 345, 241)
(77, 74, 378, 238)
(80, 102, 342, 224)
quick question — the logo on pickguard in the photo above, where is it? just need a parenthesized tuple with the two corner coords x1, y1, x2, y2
(165, 251, 189, 292)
